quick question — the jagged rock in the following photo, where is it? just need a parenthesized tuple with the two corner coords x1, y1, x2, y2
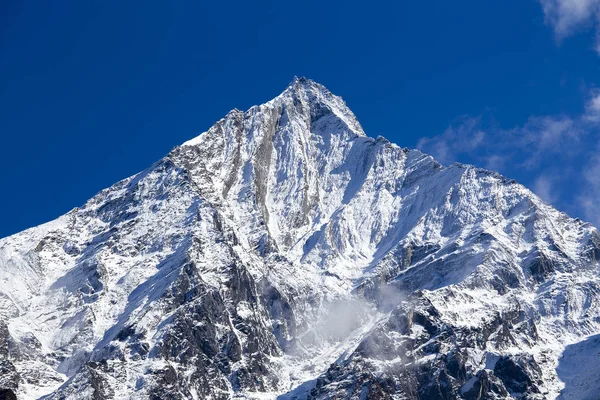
(0, 389, 17, 400)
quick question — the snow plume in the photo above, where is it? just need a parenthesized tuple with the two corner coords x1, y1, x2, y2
(313, 297, 375, 341)
(372, 282, 408, 312)
(296, 285, 406, 361)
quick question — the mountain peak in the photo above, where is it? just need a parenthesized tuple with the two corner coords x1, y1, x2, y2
(289, 75, 312, 87)
(276, 77, 366, 137)
(282, 76, 337, 103)
(3, 77, 599, 400)
(182, 78, 365, 148)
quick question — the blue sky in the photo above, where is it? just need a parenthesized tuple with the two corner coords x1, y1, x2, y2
(1, 0, 600, 237)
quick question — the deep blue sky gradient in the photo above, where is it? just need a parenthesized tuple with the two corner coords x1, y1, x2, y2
(1, 1, 599, 237)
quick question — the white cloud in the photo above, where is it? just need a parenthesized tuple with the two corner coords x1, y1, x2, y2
(484, 154, 506, 170)
(518, 115, 580, 168)
(417, 117, 485, 165)
(417, 89, 600, 226)
(417, 114, 580, 169)
(539, 0, 600, 52)
(584, 90, 600, 122)
(579, 148, 600, 226)
(540, 0, 599, 36)
(533, 175, 558, 203)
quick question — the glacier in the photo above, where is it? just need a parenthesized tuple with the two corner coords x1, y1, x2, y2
(1, 77, 600, 399)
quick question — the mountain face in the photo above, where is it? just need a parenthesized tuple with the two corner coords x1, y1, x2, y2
(2, 77, 600, 400)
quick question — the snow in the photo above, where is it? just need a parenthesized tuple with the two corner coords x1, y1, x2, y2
(556, 334, 600, 399)
(181, 132, 206, 147)
(0, 77, 599, 399)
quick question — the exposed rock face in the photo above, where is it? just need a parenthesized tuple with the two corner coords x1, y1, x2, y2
(1, 77, 600, 399)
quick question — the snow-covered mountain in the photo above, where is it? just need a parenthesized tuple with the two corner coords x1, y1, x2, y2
(1, 77, 600, 400)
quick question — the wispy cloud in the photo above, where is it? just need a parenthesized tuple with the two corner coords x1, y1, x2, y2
(539, 0, 600, 52)
(418, 114, 581, 170)
(417, 117, 486, 165)
(519, 115, 581, 168)
(533, 175, 558, 204)
(584, 90, 600, 121)
(418, 3, 600, 223)
(418, 90, 600, 226)
(579, 146, 600, 226)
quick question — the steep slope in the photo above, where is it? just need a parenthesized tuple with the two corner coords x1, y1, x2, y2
(1, 77, 599, 399)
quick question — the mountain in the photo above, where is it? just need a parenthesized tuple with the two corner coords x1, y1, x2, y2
(1, 77, 600, 400)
